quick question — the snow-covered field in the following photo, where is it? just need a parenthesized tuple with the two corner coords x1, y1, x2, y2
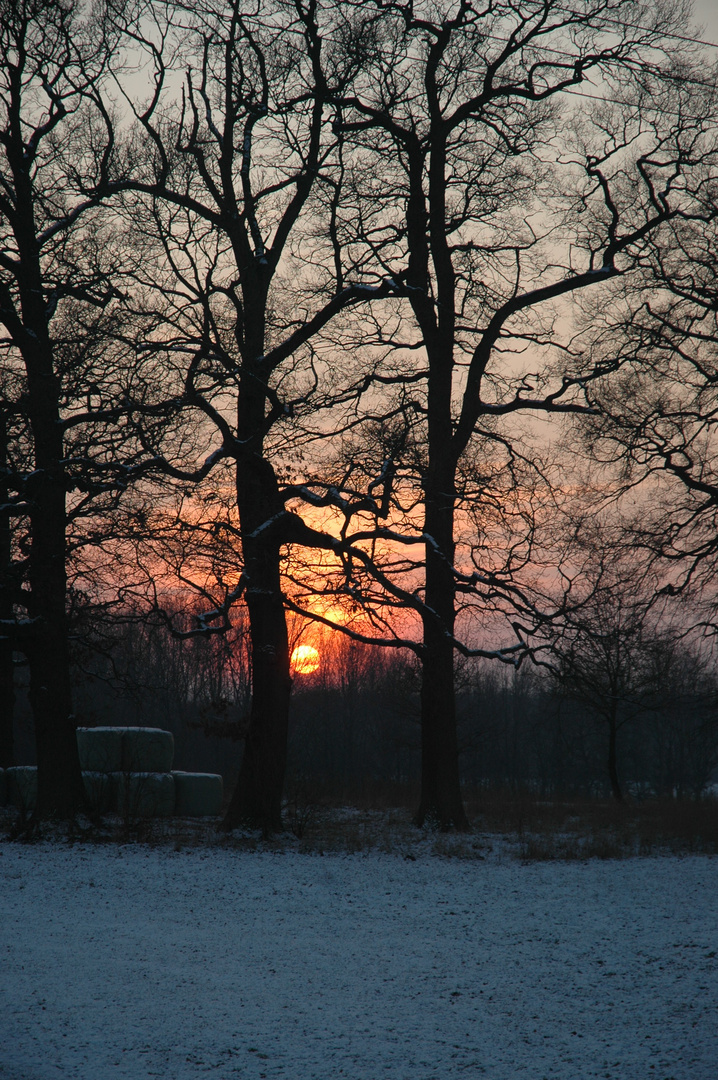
(1, 843, 716, 1080)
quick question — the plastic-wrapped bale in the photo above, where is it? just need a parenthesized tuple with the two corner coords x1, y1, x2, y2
(114, 772, 175, 819)
(121, 728, 174, 773)
(7, 766, 37, 812)
(172, 772, 223, 817)
(76, 727, 124, 773)
(82, 771, 116, 813)
(0, 768, 5, 807)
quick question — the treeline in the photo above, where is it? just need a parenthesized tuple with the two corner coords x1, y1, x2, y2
(292, 654, 718, 803)
(11, 615, 717, 803)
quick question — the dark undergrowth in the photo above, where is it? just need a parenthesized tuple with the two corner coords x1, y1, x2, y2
(465, 789, 718, 859)
(2, 789, 717, 859)
(279, 780, 718, 857)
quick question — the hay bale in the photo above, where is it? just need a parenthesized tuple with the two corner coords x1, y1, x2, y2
(0, 768, 5, 807)
(7, 766, 37, 811)
(82, 771, 115, 813)
(76, 727, 124, 773)
(121, 728, 174, 773)
(114, 771, 175, 819)
(172, 772, 223, 817)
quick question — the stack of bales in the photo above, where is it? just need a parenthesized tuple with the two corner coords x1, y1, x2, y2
(77, 727, 224, 818)
(78, 726, 177, 818)
(3, 766, 38, 814)
(1, 729, 223, 818)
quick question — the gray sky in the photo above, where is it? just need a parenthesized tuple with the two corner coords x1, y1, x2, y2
(692, 0, 718, 43)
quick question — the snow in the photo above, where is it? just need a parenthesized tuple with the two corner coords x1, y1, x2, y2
(1, 844, 716, 1080)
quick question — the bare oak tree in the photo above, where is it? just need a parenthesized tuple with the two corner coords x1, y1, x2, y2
(0, 0, 130, 815)
(110, 0, 399, 830)
(310, 0, 716, 827)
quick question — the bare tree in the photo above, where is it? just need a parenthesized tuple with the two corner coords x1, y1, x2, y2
(300, 0, 718, 828)
(108, 0, 403, 831)
(541, 540, 664, 801)
(0, 0, 137, 816)
(569, 152, 718, 619)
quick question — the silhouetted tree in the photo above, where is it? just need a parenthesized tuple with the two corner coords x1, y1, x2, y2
(0, 0, 130, 815)
(108, 0, 400, 830)
(310, 0, 716, 827)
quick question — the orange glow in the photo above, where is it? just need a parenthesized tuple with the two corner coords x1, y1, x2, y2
(291, 644, 320, 675)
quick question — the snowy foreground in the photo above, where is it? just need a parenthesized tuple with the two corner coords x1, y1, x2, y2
(1, 844, 717, 1080)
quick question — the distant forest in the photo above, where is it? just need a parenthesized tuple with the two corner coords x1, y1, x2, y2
(11, 611, 717, 805)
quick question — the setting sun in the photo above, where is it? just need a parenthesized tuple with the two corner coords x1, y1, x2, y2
(291, 644, 320, 675)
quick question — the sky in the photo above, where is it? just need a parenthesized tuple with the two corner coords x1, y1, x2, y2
(693, 0, 718, 43)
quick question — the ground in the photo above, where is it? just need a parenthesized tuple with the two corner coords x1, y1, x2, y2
(1, 836, 716, 1079)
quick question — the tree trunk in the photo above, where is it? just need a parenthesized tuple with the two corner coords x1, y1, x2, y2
(222, 535, 291, 832)
(29, 624, 84, 818)
(0, 414, 14, 769)
(22, 316, 85, 817)
(222, 451, 292, 833)
(414, 475, 469, 830)
(0, 641, 13, 770)
(607, 706, 623, 802)
(25, 391, 85, 818)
